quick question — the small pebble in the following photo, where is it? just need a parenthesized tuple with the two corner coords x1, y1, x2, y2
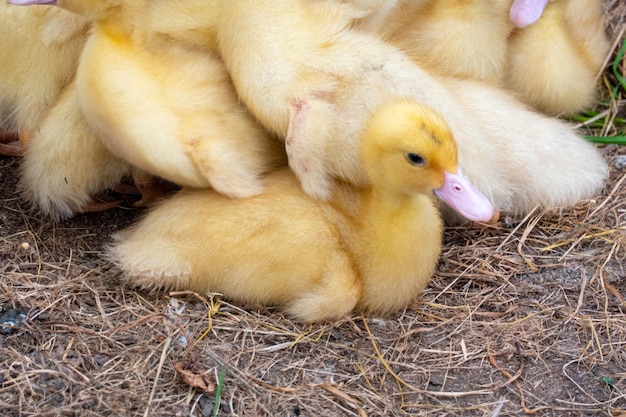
(0, 307, 30, 334)
(615, 155, 626, 169)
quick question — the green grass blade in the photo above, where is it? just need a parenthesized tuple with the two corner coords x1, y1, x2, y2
(585, 135, 626, 144)
(213, 366, 226, 417)
(571, 112, 626, 125)
(612, 38, 626, 95)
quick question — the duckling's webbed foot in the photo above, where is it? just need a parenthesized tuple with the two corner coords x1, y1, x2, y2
(82, 195, 123, 213)
(0, 132, 23, 157)
(285, 99, 334, 200)
(131, 171, 173, 208)
(79, 173, 172, 213)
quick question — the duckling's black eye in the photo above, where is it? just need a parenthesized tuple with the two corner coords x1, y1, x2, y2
(406, 153, 426, 166)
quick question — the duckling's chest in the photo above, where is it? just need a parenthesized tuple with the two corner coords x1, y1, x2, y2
(330, 195, 444, 277)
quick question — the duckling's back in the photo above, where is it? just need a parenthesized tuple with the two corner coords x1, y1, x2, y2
(360, 0, 514, 84)
(109, 169, 362, 322)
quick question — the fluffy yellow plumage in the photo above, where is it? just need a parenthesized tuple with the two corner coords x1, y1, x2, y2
(506, 0, 610, 115)
(54, 0, 284, 198)
(6, 0, 609, 222)
(0, 2, 135, 218)
(217, 0, 607, 219)
(0, 2, 87, 154)
(109, 101, 489, 322)
(366, 0, 513, 84)
(358, 0, 609, 115)
(20, 81, 133, 219)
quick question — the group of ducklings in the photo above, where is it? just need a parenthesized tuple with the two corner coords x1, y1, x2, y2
(0, 0, 611, 322)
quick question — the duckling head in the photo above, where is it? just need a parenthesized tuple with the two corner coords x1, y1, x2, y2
(8, 0, 122, 21)
(361, 100, 494, 222)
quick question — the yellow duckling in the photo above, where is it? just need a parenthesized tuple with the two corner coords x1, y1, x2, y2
(108, 101, 494, 322)
(2, 0, 135, 219)
(506, 0, 610, 115)
(216, 0, 606, 218)
(358, 0, 608, 115)
(19, 80, 134, 220)
(216, 0, 481, 200)
(0, 1, 88, 155)
(360, 0, 514, 84)
(21, 0, 284, 199)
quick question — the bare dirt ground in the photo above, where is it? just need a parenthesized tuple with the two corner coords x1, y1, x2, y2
(1, 4, 625, 417)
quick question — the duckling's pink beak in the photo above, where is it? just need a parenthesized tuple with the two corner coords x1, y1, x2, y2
(510, 0, 549, 28)
(434, 168, 494, 223)
(7, 0, 57, 5)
